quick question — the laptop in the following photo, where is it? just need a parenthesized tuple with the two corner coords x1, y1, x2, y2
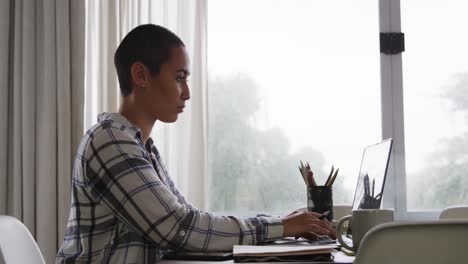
(341, 138, 393, 241)
(350, 138, 393, 211)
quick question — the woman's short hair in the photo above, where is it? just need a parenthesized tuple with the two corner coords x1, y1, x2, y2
(114, 24, 185, 97)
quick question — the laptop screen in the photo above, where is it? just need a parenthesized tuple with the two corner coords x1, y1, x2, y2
(351, 138, 393, 210)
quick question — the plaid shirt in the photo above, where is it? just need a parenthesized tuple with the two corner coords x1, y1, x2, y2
(56, 113, 283, 264)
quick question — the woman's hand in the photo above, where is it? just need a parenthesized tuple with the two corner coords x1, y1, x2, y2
(281, 211, 336, 240)
(286, 206, 307, 216)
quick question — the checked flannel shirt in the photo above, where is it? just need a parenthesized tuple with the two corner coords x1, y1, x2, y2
(56, 113, 283, 264)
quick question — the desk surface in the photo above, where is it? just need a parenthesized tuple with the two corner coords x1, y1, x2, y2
(160, 250, 354, 264)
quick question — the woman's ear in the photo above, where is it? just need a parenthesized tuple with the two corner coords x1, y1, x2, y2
(131, 62, 150, 90)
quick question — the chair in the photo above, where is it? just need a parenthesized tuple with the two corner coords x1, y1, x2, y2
(440, 205, 468, 219)
(0, 215, 46, 264)
(354, 220, 468, 264)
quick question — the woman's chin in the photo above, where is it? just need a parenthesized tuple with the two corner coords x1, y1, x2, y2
(159, 115, 178, 123)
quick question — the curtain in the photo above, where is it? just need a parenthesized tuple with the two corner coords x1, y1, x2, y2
(0, 0, 85, 263)
(85, 0, 209, 209)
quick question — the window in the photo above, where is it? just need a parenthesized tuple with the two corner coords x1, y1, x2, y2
(207, 0, 381, 214)
(207, 0, 468, 218)
(401, 0, 468, 210)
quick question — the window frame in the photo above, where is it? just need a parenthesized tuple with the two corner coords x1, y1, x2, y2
(380, 0, 440, 220)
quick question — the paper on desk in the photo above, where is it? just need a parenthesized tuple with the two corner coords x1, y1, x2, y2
(233, 245, 336, 257)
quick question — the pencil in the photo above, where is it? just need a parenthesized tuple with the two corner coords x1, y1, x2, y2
(306, 162, 317, 186)
(319, 210, 330, 220)
(307, 169, 316, 187)
(299, 166, 309, 186)
(328, 168, 339, 186)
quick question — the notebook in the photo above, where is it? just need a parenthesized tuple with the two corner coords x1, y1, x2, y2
(351, 138, 393, 210)
(233, 244, 336, 262)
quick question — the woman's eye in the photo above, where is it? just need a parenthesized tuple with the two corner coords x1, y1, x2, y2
(177, 76, 188, 82)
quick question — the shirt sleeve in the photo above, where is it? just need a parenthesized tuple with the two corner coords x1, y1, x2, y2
(84, 126, 284, 252)
(163, 172, 199, 211)
(151, 151, 199, 211)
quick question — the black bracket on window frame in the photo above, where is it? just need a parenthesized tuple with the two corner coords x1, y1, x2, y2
(380, 32, 405, 55)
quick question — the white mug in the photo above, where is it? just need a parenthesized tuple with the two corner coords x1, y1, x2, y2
(336, 209, 394, 252)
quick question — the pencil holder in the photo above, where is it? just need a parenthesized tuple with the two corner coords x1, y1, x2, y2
(307, 186, 333, 221)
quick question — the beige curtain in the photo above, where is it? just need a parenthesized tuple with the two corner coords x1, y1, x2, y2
(85, 0, 209, 209)
(0, 0, 85, 263)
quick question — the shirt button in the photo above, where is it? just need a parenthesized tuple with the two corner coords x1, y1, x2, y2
(179, 230, 186, 236)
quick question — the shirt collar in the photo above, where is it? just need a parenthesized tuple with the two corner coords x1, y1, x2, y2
(98, 112, 141, 135)
(97, 112, 156, 150)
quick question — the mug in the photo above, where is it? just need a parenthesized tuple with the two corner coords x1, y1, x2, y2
(336, 209, 394, 252)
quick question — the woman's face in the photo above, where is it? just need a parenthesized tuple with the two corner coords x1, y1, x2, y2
(140, 46, 191, 123)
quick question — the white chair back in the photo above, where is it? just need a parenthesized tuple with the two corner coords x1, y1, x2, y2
(0, 215, 46, 264)
(440, 205, 468, 219)
(354, 220, 468, 264)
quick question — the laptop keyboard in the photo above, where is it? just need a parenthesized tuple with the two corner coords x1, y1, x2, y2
(270, 236, 338, 246)
(306, 236, 337, 245)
